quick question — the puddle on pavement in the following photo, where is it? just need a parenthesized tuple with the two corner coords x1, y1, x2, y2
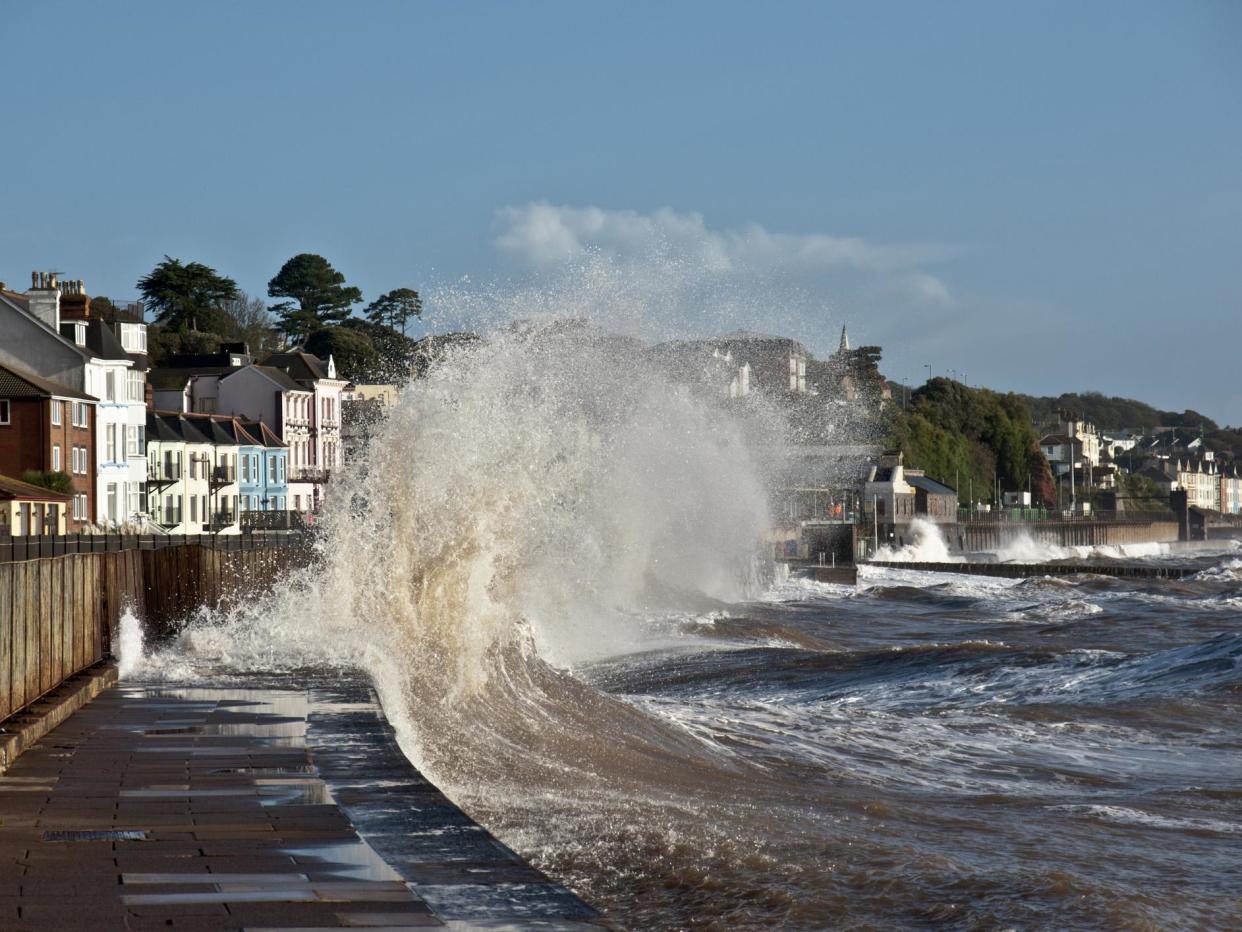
(285, 839, 404, 882)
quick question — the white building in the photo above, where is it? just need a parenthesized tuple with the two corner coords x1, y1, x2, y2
(145, 411, 249, 534)
(146, 412, 213, 533)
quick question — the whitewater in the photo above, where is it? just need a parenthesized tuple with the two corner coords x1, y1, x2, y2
(124, 321, 1242, 929)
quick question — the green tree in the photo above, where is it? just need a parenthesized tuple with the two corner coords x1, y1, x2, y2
(136, 256, 239, 332)
(267, 254, 362, 343)
(364, 288, 422, 335)
(21, 470, 74, 495)
(305, 326, 378, 382)
(340, 318, 416, 381)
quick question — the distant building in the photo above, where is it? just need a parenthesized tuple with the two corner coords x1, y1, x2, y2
(341, 383, 400, 463)
(709, 332, 809, 395)
(1220, 465, 1242, 516)
(0, 360, 97, 530)
(1161, 456, 1221, 512)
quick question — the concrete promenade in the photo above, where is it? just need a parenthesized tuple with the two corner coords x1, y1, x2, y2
(0, 674, 607, 931)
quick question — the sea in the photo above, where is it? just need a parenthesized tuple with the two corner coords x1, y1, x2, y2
(127, 321, 1242, 930)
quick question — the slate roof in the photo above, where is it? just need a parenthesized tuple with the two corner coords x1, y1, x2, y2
(224, 364, 306, 393)
(240, 419, 286, 448)
(908, 474, 957, 496)
(0, 360, 94, 400)
(82, 319, 130, 362)
(0, 474, 72, 501)
(148, 369, 195, 392)
(260, 351, 333, 384)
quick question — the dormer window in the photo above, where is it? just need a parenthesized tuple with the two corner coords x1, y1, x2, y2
(74, 323, 87, 346)
(119, 323, 147, 353)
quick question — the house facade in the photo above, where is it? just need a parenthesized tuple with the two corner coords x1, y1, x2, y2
(146, 412, 213, 533)
(0, 361, 97, 530)
(0, 274, 146, 527)
(259, 352, 347, 512)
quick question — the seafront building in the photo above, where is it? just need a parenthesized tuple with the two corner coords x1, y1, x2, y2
(0, 273, 148, 528)
(0, 361, 98, 530)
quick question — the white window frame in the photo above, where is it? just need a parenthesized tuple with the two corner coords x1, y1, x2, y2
(52, 444, 61, 471)
(51, 400, 62, 426)
(0, 399, 9, 425)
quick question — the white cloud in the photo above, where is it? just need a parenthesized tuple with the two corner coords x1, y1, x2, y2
(494, 202, 959, 307)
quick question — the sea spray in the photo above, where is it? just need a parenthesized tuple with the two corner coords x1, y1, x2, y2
(117, 608, 145, 678)
(874, 516, 956, 562)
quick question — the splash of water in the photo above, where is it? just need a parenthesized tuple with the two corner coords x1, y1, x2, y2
(874, 517, 956, 562)
(117, 608, 145, 678)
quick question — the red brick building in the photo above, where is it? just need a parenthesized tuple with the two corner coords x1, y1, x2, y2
(0, 361, 97, 531)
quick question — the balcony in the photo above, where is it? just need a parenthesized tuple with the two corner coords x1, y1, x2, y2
(289, 466, 330, 483)
(148, 462, 181, 487)
(209, 465, 236, 488)
(205, 510, 237, 533)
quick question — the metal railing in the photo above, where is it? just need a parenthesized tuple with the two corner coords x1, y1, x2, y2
(148, 463, 181, 482)
(289, 466, 330, 483)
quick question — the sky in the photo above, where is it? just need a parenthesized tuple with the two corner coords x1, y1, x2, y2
(2, 1, 1239, 423)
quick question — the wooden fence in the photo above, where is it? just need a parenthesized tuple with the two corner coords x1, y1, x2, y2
(0, 542, 310, 722)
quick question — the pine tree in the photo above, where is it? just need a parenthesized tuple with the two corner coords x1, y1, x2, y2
(267, 254, 362, 344)
(364, 288, 422, 335)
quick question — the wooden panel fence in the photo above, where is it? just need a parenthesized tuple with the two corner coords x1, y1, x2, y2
(0, 542, 309, 722)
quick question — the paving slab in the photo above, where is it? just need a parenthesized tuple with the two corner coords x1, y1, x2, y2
(0, 677, 612, 930)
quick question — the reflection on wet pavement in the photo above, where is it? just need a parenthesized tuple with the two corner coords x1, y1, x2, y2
(0, 678, 607, 929)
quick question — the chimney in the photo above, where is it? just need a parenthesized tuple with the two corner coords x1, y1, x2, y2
(58, 275, 91, 321)
(28, 271, 61, 331)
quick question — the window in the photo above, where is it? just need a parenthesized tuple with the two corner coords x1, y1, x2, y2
(120, 324, 148, 353)
(268, 457, 276, 482)
(106, 424, 117, 463)
(107, 483, 118, 523)
(0, 400, 9, 424)
(52, 444, 61, 471)
(190, 454, 197, 480)
(127, 425, 139, 457)
(72, 402, 89, 427)
(126, 370, 144, 402)
(105, 370, 116, 401)
(51, 401, 62, 426)
(191, 496, 198, 522)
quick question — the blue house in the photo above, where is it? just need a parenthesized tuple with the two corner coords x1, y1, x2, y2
(241, 419, 288, 512)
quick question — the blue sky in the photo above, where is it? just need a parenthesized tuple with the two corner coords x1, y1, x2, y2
(2, 1, 1239, 422)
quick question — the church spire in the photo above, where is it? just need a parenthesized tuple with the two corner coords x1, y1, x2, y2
(838, 324, 850, 353)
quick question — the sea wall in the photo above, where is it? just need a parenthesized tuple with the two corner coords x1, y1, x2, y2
(954, 520, 1179, 552)
(0, 541, 310, 723)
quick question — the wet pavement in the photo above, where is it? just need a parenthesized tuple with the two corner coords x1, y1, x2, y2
(0, 678, 607, 931)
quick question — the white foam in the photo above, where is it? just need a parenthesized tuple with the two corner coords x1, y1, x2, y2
(873, 517, 957, 562)
(117, 608, 145, 679)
